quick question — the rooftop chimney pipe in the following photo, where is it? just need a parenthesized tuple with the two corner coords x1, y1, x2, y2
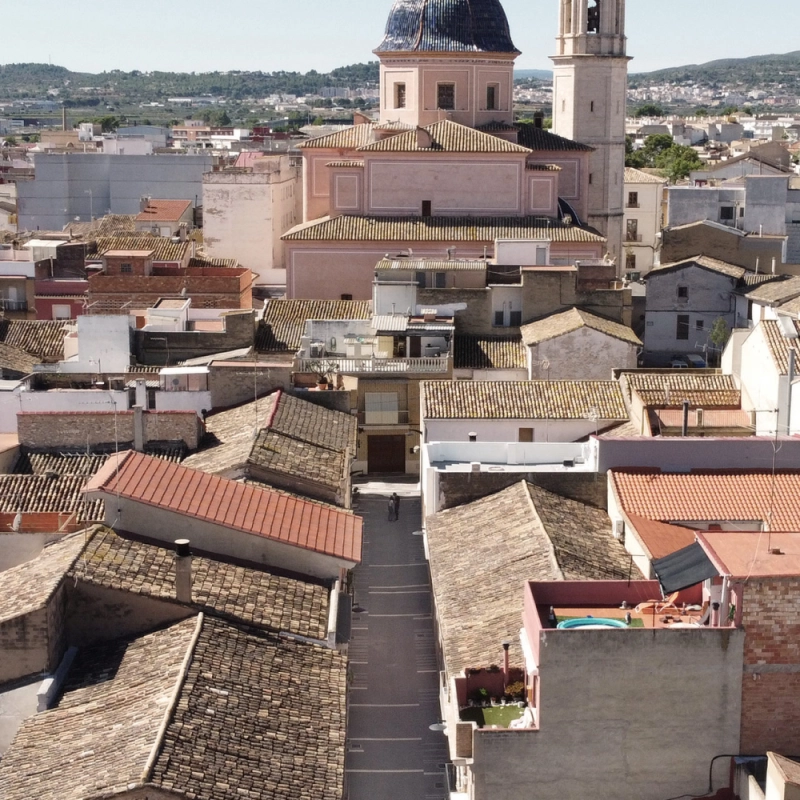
(175, 539, 192, 603)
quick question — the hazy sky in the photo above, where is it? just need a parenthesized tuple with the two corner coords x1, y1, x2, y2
(6, 1, 800, 76)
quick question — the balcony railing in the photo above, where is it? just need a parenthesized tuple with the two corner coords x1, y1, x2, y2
(0, 299, 27, 311)
(357, 409, 410, 426)
(624, 233, 643, 243)
(297, 356, 449, 375)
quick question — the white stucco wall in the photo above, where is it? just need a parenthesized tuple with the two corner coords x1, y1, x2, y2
(424, 418, 612, 443)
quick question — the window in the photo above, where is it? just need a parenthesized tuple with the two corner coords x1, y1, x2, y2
(415, 271, 426, 288)
(626, 252, 636, 271)
(677, 315, 690, 340)
(494, 310, 505, 326)
(627, 191, 639, 208)
(421, 200, 432, 217)
(696, 319, 704, 330)
(437, 83, 455, 110)
(518, 428, 534, 443)
(120, 262, 132, 273)
(626, 219, 639, 242)
(395, 83, 406, 109)
(364, 392, 399, 425)
(720, 206, 735, 221)
(509, 310, 522, 326)
(341, 293, 353, 301)
(435, 272, 446, 289)
(486, 84, 498, 111)
(588, 173, 593, 185)
(677, 286, 689, 300)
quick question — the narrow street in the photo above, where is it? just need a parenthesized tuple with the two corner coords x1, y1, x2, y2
(346, 486, 451, 800)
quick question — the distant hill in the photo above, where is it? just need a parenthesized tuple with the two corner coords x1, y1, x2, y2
(515, 69, 553, 81)
(0, 62, 381, 103)
(629, 51, 800, 91)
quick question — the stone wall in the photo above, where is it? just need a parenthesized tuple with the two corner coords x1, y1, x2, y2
(18, 410, 200, 450)
(209, 363, 293, 409)
(435, 471, 608, 512)
(740, 577, 800, 754)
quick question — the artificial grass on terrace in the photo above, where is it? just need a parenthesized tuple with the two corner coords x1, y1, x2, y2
(460, 705, 525, 729)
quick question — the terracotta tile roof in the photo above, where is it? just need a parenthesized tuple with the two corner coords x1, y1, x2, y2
(0, 534, 86, 624)
(625, 515, 696, 560)
(357, 120, 531, 154)
(283, 215, 606, 243)
(742, 273, 782, 287)
(741, 275, 800, 304)
(257, 298, 371, 352)
(426, 481, 638, 674)
(0, 473, 103, 520)
(183, 391, 356, 498)
(298, 123, 379, 150)
(635, 388, 742, 409)
(453, 335, 526, 370)
(0, 618, 199, 800)
(596, 419, 642, 438)
(134, 198, 192, 222)
(521, 307, 641, 347)
(374, 120, 415, 132)
(778, 296, 800, 316)
(62, 214, 137, 238)
(652, 408, 753, 430)
(13, 446, 185, 475)
(619, 372, 738, 405)
(70, 526, 330, 639)
(375, 257, 487, 271)
(761, 319, 800, 374)
(0, 341, 37, 375)
(610, 469, 800, 529)
(648, 255, 747, 280)
(624, 166, 668, 184)
(188, 255, 239, 268)
(150, 617, 347, 800)
(422, 380, 627, 420)
(326, 159, 365, 167)
(88, 234, 190, 263)
(0, 318, 68, 361)
(84, 450, 362, 563)
(515, 123, 594, 152)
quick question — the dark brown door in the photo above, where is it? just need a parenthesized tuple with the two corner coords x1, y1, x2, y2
(368, 435, 406, 474)
(409, 337, 421, 357)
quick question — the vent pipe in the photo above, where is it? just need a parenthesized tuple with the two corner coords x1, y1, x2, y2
(175, 539, 193, 603)
(502, 641, 511, 688)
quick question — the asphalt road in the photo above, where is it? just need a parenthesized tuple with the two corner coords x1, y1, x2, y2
(346, 491, 451, 800)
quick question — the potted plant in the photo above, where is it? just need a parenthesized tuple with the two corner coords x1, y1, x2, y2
(308, 359, 339, 390)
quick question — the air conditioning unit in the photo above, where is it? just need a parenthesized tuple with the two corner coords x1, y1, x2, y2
(613, 520, 625, 540)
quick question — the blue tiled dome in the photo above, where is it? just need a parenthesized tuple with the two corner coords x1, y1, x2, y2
(375, 0, 519, 54)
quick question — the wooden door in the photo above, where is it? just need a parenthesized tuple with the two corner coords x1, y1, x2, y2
(367, 434, 406, 474)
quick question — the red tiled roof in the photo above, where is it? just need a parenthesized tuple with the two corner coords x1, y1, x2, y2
(135, 199, 192, 222)
(83, 451, 361, 563)
(625, 514, 697, 560)
(611, 470, 800, 530)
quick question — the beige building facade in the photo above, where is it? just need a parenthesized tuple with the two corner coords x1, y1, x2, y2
(623, 167, 666, 278)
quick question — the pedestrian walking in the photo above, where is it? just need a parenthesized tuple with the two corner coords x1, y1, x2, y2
(388, 496, 395, 521)
(391, 492, 400, 520)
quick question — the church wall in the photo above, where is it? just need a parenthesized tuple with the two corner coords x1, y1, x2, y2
(365, 156, 525, 216)
(526, 174, 559, 216)
(330, 167, 365, 216)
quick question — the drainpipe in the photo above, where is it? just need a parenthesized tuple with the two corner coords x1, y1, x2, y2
(133, 405, 145, 452)
(787, 349, 796, 435)
(682, 399, 690, 437)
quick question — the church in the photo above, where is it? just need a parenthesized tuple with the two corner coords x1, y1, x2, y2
(282, 0, 629, 300)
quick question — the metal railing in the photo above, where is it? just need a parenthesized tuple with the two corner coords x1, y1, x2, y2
(0, 299, 27, 311)
(297, 356, 449, 374)
(624, 233, 643, 243)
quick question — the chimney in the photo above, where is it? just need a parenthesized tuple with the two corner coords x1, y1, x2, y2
(502, 641, 511, 688)
(175, 539, 193, 603)
(533, 111, 544, 129)
(139, 195, 151, 213)
(178, 223, 187, 242)
(135, 379, 147, 409)
(133, 405, 145, 452)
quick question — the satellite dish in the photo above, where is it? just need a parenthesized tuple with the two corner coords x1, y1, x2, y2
(11, 511, 22, 532)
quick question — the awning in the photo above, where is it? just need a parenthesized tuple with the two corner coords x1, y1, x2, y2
(652, 542, 720, 594)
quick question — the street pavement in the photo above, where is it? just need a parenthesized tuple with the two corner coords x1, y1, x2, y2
(346, 490, 451, 800)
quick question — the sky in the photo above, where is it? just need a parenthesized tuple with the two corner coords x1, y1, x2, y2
(6, 1, 800, 76)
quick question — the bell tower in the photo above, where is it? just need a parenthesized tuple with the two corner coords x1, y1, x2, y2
(551, 0, 630, 264)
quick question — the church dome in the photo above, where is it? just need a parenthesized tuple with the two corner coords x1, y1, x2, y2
(375, 0, 519, 54)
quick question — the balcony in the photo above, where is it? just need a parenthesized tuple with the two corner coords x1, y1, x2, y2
(297, 356, 449, 375)
(624, 233, 643, 243)
(1, 299, 27, 312)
